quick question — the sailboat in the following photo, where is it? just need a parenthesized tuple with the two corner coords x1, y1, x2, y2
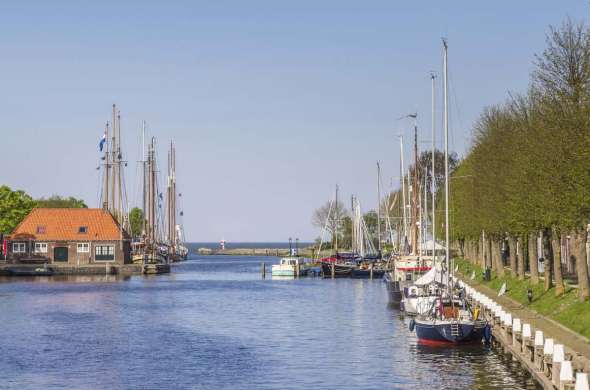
(165, 142, 188, 261)
(412, 39, 486, 344)
(129, 128, 170, 274)
(384, 122, 434, 306)
(350, 196, 386, 279)
(400, 70, 442, 316)
(319, 186, 358, 278)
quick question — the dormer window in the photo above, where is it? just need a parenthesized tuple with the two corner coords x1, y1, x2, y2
(78, 226, 88, 234)
(36, 225, 46, 234)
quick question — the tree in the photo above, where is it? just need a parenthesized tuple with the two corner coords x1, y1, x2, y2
(0, 186, 36, 234)
(129, 207, 145, 237)
(339, 216, 352, 249)
(311, 200, 348, 247)
(36, 195, 87, 208)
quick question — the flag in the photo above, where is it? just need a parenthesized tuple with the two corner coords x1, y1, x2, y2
(99, 131, 107, 152)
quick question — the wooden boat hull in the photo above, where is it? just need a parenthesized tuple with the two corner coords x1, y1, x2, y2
(320, 262, 354, 278)
(6, 266, 54, 276)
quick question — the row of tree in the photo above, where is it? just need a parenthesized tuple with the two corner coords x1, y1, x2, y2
(448, 19, 590, 301)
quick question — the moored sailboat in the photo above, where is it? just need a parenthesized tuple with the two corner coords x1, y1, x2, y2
(412, 39, 487, 344)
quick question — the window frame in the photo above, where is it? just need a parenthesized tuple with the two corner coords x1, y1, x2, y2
(78, 226, 88, 234)
(34, 242, 48, 254)
(12, 242, 27, 253)
(77, 242, 90, 253)
(94, 244, 115, 262)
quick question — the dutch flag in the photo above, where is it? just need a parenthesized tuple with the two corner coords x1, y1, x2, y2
(99, 131, 107, 152)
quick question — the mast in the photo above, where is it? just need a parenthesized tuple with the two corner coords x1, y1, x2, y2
(102, 121, 110, 210)
(399, 136, 407, 253)
(376, 161, 382, 258)
(334, 185, 339, 255)
(141, 121, 147, 236)
(351, 195, 355, 254)
(431, 72, 437, 261)
(117, 111, 123, 224)
(424, 170, 428, 254)
(110, 104, 117, 216)
(443, 38, 450, 293)
(411, 114, 419, 255)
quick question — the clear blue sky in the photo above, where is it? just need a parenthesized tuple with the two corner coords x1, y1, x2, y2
(0, 1, 586, 241)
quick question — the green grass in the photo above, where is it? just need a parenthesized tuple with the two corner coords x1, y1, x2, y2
(456, 258, 590, 339)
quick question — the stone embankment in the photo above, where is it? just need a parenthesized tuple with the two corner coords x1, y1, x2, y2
(196, 247, 317, 257)
(461, 278, 590, 389)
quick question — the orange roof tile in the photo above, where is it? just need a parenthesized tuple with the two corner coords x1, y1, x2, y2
(11, 208, 130, 241)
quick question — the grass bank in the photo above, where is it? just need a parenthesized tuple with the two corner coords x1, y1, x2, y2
(456, 258, 590, 339)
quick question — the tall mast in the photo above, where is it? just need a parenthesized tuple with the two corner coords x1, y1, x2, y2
(399, 136, 407, 253)
(351, 195, 355, 253)
(423, 170, 428, 255)
(431, 72, 437, 261)
(118, 112, 123, 219)
(334, 185, 339, 254)
(141, 121, 147, 235)
(443, 38, 450, 293)
(102, 121, 110, 210)
(110, 104, 117, 216)
(411, 114, 419, 255)
(376, 161, 382, 257)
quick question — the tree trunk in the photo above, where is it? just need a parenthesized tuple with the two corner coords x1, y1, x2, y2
(517, 235, 525, 280)
(493, 238, 505, 277)
(528, 232, 539, 284)
(551, 227, 565, 296)
(576, 227, 590, 301)
(543, 230, 552, 291)
(486, 236, 492, 270)
(508, 235, 517, 278)
(480, 232, 486, 268)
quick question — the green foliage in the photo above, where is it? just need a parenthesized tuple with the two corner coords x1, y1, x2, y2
(0, 186, 36, 234)
(36, 195, 87, 208)
(450, 18, 590, 240)
(129, 207, 144, 237)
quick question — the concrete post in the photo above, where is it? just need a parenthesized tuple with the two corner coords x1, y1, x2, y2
(544, 338, 555, 378)
(553, 344, 565, 388)
(534, 330, 544, 370)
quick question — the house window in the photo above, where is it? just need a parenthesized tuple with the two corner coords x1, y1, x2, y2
(36, 226, 46, 234)
(78, 226, 88, 234)
(77, 243, 90, 253)
(34, 243, 48, 253)
(95, 245, 115, 261)
(13, 242, 26, 253)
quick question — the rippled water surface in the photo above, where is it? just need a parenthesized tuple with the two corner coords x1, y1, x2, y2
(0, 255, 539, 389)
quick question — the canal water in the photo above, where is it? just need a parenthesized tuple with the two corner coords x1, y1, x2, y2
(0, 255, 539, 390)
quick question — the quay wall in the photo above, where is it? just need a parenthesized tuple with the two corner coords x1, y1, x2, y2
(462, 278, 590, 389)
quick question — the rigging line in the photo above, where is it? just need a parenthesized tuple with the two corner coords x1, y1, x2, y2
(315, 198, 335, 260)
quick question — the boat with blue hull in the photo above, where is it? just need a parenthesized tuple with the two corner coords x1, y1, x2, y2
(413, 317, 487, 345)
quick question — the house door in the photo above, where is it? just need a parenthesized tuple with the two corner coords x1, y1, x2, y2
(54, 247, 68, 262)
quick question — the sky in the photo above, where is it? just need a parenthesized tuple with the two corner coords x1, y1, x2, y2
(0, 1, 587, 242)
